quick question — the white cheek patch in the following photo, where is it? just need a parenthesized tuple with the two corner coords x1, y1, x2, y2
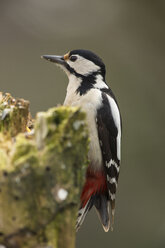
(67, 55, 100, 75)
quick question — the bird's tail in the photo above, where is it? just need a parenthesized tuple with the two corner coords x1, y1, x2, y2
(76, 168, 112, 232)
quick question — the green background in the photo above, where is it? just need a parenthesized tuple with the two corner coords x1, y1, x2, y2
(0, 0, 165, 247)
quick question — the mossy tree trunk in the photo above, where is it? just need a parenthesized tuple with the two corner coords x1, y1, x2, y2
(0, 92, 88, 248)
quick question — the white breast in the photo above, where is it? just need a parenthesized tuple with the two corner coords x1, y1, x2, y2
(64, 77, 103, 170)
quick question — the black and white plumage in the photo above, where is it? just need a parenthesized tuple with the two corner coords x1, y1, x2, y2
(42, 49, 122, 232)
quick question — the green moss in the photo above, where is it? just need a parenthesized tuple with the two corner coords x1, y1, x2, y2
(0, 103, 89, 248)
(36, 106, 89, 203)
(0, 149, 8, 169)
(0, 92, 29, 136)
(12, 134, 38, 166)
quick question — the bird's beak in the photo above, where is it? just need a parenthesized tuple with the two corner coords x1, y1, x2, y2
(41, 55, 65, 65)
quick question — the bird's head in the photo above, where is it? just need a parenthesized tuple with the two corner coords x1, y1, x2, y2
(42, 49, 106, 80)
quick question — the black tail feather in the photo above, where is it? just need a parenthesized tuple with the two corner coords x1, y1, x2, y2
(94, 194, 110, 232)
(76, 194, 110, 232)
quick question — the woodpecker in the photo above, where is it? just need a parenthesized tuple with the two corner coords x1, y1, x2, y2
(42, 49, 122, 232)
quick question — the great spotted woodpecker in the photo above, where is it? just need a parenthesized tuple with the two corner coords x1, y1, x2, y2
(42, 49, 122, 232)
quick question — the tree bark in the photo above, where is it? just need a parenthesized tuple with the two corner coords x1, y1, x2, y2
(0, 92, 88, 248)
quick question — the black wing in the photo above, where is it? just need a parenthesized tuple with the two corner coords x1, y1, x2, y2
(96, 90, 122, 224)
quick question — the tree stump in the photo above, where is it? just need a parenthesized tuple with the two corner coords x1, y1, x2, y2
(0, 92, 88, 248)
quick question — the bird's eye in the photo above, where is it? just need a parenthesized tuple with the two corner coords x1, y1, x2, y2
(70, 55, 77, 62)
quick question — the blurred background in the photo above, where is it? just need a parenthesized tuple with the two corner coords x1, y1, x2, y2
(0, 0, 165, 247)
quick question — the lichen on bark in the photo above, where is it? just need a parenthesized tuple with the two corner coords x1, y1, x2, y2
(0, 92, 89, 248)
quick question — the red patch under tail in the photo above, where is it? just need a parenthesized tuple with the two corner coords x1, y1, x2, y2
(81, 167, 107, 207)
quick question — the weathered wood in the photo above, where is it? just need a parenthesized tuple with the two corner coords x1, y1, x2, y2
(0, 92, 88, 248)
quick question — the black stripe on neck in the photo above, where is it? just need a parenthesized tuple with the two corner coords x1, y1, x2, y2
(76, 73, 97, 96)
(65, 62, 106, 96)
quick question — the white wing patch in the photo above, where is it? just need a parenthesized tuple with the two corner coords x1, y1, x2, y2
(109, 192, 115, 201)
(106, 159, 119, 172)
(107, 96, 121, 160)
(107, 175, 118, 188)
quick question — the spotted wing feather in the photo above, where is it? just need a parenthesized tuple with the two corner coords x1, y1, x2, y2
(96, 90, 121, 225)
